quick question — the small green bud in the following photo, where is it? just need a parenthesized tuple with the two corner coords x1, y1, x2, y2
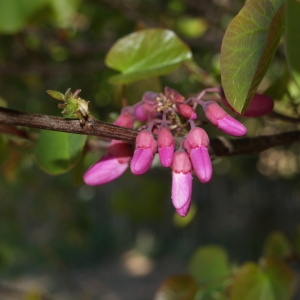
(47, 88, 90, 123)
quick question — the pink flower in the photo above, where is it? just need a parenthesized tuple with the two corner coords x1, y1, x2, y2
(114, 107, 135, 128)
(135, 92, 157, 122)
(130, 131, 157, 175)
(83, 106, 135, 186)
(201, 101, 247, 136)
(184, 127, 212, 183)
(157, 126, 175, 167)
(176, 103, 197, 119)
(171, 151, 193, 217)
(83, 140, 133, 185)
(164, 86, 185, 103)
(220, 91, 274, 117)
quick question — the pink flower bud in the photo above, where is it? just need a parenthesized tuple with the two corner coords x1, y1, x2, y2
(164, 86, 185, 103)
(202, 101, 247, 136)
(157, 126, 175, 167)
(171, 151, 193, 217)
(220, 91, 274, 117)
(241, 94, 274, 117)
(135, 96, 156, 122)
(176, 103, 197, 119)
(130, 131, 157, 175)
(83, 140, 133, 186)
(184, 127, 212, 183)
(114, 107, 135, 128)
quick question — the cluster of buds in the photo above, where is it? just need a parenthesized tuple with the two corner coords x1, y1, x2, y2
(84, 87, 274, 217)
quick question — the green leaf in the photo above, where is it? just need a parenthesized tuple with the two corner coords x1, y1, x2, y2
(105, 28, 192, 85)
(47, 90, 65, 101)
(263, 231, 292, 259)
(230, 262, 275, 300)
(188, 245, 230, 285)
(154, 274, 197, 300)
(0, 0, 50, 33)
(220, 0, 285, 113)
(35, 131, 87, 175)
(49, 0, 80, 28)
(285, 0, 300, 88)
(108, 64, 180, 85)
(261, 256, 295, 300)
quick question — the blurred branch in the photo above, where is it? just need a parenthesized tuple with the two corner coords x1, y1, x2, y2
(0, 106, 300, 156)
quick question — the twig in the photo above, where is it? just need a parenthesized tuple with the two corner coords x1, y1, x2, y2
(0, 106, 300, 156)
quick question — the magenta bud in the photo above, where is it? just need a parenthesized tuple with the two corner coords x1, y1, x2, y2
(157, 126, 175, 167)
(242, 94, 274, 117)
(184, 127, 212, 183)
(176, 103, 197, 119)
(130, 131, 157, 175)
(164, 86, 185, 103)
(135, 91, 157, 122)
(171, 151, 193, 217)
(83, 140, 133, 186)
(221, 91, 274, 117)
(202, 101, 247, 136)
(114, 107, 135, 128)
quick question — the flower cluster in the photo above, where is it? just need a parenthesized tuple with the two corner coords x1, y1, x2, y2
(84, 87, 273, 217)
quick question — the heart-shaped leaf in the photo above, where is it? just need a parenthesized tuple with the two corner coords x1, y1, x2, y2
(35, 130, 87, 175)
(105, 29, 192, 85)
(220, 0, 285, 113)
(285, 0, 300, 89)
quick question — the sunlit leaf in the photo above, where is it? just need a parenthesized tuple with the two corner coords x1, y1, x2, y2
(154, 274, 197, 300)
(105, 29, 192, 85)
(263, 231, 292, 259)
(261, 256, 295, 300)
(220, 0, 285, 113)
(35, 131, 86, 175)
(230, 262, 275, 300)
(188, 245, 230, 285)
(285, 0, 300, 88)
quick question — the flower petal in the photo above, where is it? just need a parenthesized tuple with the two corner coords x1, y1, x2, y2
(217, 115, 247, 136)
(130, 148, 154, 175)
(189, 146, 212, 183)
(83, 155, 129, 186)
(158, 145, 174, 167)
(171, 171, 192, 212)
(176, 200, 191, 217)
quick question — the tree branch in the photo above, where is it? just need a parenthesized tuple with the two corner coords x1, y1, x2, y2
(0, 106, 300, 157)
